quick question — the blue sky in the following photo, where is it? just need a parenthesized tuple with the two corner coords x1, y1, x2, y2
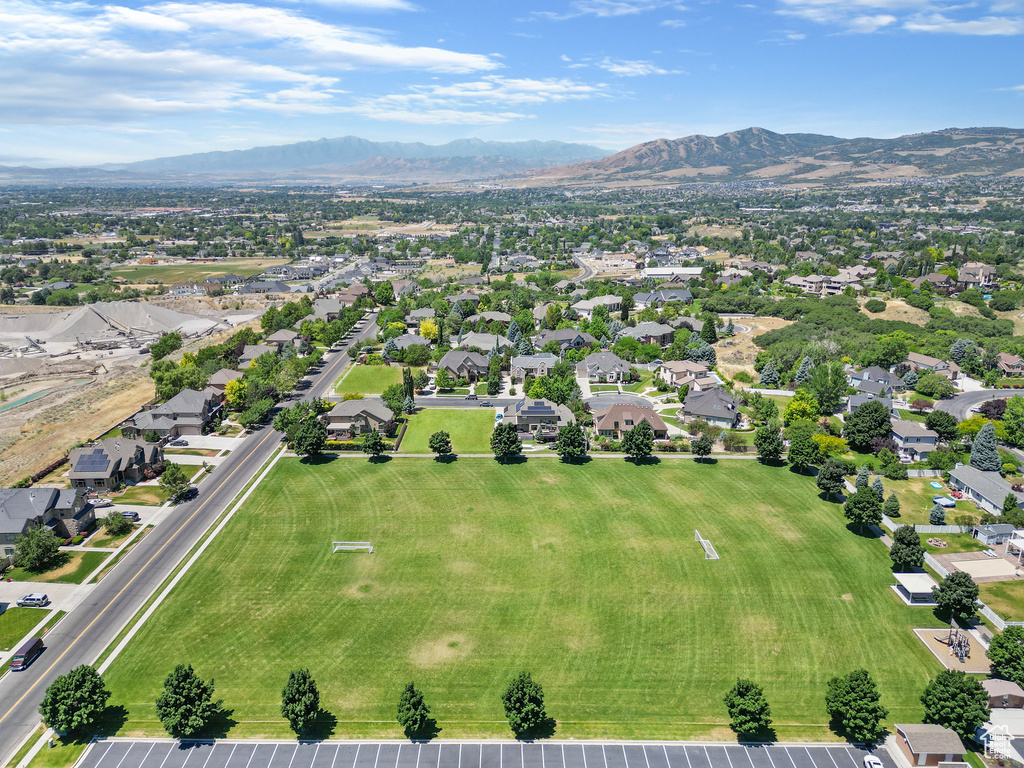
(2, 0, 1023, 166)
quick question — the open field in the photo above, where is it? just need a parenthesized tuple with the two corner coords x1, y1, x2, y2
(112, 484, 168, 506)
(6, 551, 109, 584)
(102, 458, 939, 740)
(335, 364, 414, 396)
(0, 608, 46, 652)
(716, 317, 794, 382)
(108, 258, 280, 285)
(978, 580, 1024, 621)
(85, 523, 139, 549)
(399, 408, 496, 454)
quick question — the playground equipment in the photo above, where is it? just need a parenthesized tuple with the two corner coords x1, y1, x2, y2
(935, 619, 971, 663)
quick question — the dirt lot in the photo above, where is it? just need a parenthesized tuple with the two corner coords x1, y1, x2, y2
(714, 316, 793, 383)
(858, 298, 930, 325)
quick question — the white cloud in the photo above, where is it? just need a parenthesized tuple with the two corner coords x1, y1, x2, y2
(903, 13, 1024, 31)
(103, 6, 190, 32)
(775, 0, 1024, 33)
(846, 13, 897, 30)
(661, 17, 688, 25)
(532, 0, 685, 20)
(597, 57, 680, 75)
(304, 0, 417, 8)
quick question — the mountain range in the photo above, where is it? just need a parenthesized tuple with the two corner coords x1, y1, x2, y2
(2, 127, 1023, 186)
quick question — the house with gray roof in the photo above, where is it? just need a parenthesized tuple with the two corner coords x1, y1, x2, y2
(511, 353, 559, 383)
(466, 311, 512, 325)
(122, 389, 219, 439)
(265, 328, 300, 348)
(438, 350, 489, 382)
(571, 295, 621, 321)
(239, 344, 276, 367)
(207, 368, 242, 393)
(681, 388, 740, 429)
(312, 298, 344, 321)
(323, 400, 393, 438)
(620, 321, 675, 347)
(457, 332, 511, 353)
(68, 438, 163, 491)
(501, 398, 573, 439)
(535, 329, 596, 352)
(405, 307, 436, 330)
(576, 351, 630, 383)
(847, 393, 894, 415)
(949, 464, 1024, 516)
(1, 487, 91, 561)
(890, 420, 938, 461)
(392, 334, 429, 351)
(632, 288, 692, 309)
(894, 724, 965, 767)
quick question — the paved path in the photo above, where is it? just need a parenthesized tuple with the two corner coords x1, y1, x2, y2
(76, 740, 896, 768)
(0, 318, 382, 766)
(933, 389, 1011, 421)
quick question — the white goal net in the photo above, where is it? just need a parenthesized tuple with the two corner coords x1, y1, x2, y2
(695, 529, 719, 560)
(332, 541, 374, 554)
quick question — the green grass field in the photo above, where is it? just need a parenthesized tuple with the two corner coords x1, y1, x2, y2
(978, 580, 1024, 621)
(335, 365, 408, 396)
(0, 607, 46, 651)
(102, 458, 940, 741)
(399, 409, 497, 454)
(6, 551, 109, 584)
(109, 258, 280, 285)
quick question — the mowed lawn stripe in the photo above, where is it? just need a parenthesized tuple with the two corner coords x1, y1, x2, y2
(102, 459, 938, 739)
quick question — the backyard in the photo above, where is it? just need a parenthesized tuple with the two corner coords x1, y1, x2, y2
(872, 477, 976, 526)
(977, 580, 1024, 622)
(101, 458, 939, 741)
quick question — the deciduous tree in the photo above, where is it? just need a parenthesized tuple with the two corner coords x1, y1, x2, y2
(428, 430, 452, 458)
(753, 421, 784, 461)
(723, 678, 772, 737)
(825, 669, 888, 743)
(39, 665, 110, 735)
(502, 671, 547, 736)
(816, 459, 846, 501)
(490, 423, 522, 462)
(13, 527, 63, 572)
(932, 571, 979, 625)
(844, 488, 882, 531)
(362, 429, 386, 459)
(623, 420, 654, 460)
(890, 525, 924, 572)
(690, 433, 713, 462)
(844, 401, 892, 452)
(925, 410, 959, 443)
(554, 422, 587, 460)
(155, 664, 221, 738)
(987, 626, 1024, 687)
(921, 670, 990, 739)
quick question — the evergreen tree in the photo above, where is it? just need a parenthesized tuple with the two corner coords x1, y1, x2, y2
(281, 669, 320, 735)
(921, 670, 990, 739)
(856, 465, 870, 489)
(825, 669, 888, 743)
(397, 681, 435, 738)
(817, 459, 847, 500)
(724, 319, 735, 336)
(402, 396, 416, 415)
(871, 477, 884, 500)
(507, 320, 522, 344)
(490, 423, 522, 462)
(929, 504, 946, 525)
(794, 356, 813, 386)
(155, 664, 221, 738)
(700, 321, 718, 345)
(759, 359, 780, 388)
(723, 678, 772, 737)
(890, 525, 925, 571)
(883, 493, 901, 518)
(516, 337, 533, 356)
(403, 367, 415, 401)
(902, 368, 918, 388)
(970, 421, 1001, 471)
(502, 671, 547, 736)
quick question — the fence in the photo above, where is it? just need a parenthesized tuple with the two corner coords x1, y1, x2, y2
(880, 515, 970, 535)
(921, 553, 1024, 631)
(907, 469, 943, 478)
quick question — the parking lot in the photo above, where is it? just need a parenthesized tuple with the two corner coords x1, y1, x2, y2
(76, 740, 897, 768)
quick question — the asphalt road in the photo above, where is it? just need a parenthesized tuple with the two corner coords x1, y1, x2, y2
(933, 389, 1011, 421)
(0, 315, 380, 766)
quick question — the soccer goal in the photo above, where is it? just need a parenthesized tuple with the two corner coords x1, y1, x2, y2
(695, 529, 719, 560)
(332, 541, 374, 554)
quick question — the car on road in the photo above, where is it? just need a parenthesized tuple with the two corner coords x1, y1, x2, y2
(465, 394, 477, 400)
(9, 637, 44, 671)
(863, 755, 884, 768)
(479, 401, 492, 407)
(16, 594, 50, 608)
(120, 510, 141, 521)
(174, 487, 199, 503)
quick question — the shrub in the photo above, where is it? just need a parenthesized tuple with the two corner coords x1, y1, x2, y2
(864, 299, 887, 313)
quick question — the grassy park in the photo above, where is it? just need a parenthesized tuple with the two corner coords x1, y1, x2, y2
(398, 409, 497, 454)
(101, 458, 940, 740)
(334, 364, 424, 396)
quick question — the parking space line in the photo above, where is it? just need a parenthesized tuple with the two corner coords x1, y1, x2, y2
(823, 749, 842, 768)
(643, 745, 653, 768)
(268, 745, 281, 768)
(137, 744, 157, 768)
(721, 746, 736, 768)
(602, 745, 609, 768)
(761, 749, 776, 768)
(394, 744, 402, 768)
(113, 742, 137, 768)
(681, 746, 694, 768)
(783, 748, 799, 768)
(199, 743, 218, 768)
(456, 744, 462, 768)
(372, 743, 382, 768)
(581, 745, 588, 768)
(156, 743, 176, 768)
(328, 745, 341, 768)
(843, 751, 860, 768)
(417, 744, 423, 768)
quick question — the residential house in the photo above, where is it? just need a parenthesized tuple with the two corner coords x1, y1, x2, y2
(997, 353, 1024, 377)
(121, 389, 219, 438)
(67, 438, 163, 491)
(593, 403, 669, 440)
(681, 388, 740, 429)
(894, 724, 966, 767)
(982, 679, 1024, 710)
(391, 279, 419, 298)
(849, 366, 904, 392)
(971, 523, 1017, 546)
(312, 298, 344, 321)
(571, 295, 621, 320)
(911, 273, 955, 294)
(632, 288, 693, 309)
(510, 353, 559, 383)
(207, 368, 242, 394)
(847, 393, 894, 415)
(532, 302, 556, 330)
(948, 464, 1024, 516)
(265, 328, 300, 349)
(239, 344, 276, 367)
(620, 321, 674, 347)
(659, 361, 717, 391)
(406, 307, 435, 330)
(449, 292, 482, 309)
(576, 351, 630, 383)
(958, 261, 997, 290)
(501, 398, 573, 439)
(392, 335, 429, 351)
(437, 350, 489, 382)
(235, 280, 290, 295)
(889, 420, 938, 462)
(1, 488, 91, 560)
(457, 332, 512, 353)
(324, 400, 393, 438)
(168, 282, 208, 296)
(535, 329, 597, 352)
(903, 352, 963, 383)
(466, 311, 512, 325)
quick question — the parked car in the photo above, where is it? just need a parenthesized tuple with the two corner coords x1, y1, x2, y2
(16, 594, 50, 608)
(92, 499, 113, 508)
(120, 510, 141, 521)
(169, 439, 189, 447)
(862, 756, 883, 768)
(176, 487, 198, 502)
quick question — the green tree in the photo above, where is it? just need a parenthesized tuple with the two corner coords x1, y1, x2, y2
(375, 281, 395, 306)
(144, 429, 160, 443)
(759, 359, 780, 388)
(890, 525, 924, 572)
(502, 671, 547, 736)
(290, 418, 327, 458)
(150, 332, 183, 361)
(381, 383, 406, 417)
(1003, 395, 1024, 447)
(753, 421, 784, 461)
(723, 678, 772, 737)
(281, 669, 320, 735)
(883, 493, 901, 518)
(435, 369, 453, 390)
(916, 373, 956, 399)
(554, 422, 587, 460)
(932, 571, 979, 625)
(362, 429, 386, 459)
(816, 459, 846, 501)
(794, 356, 813, 386)
(786, 420, 820, 472)
(13, 526, 64, 572)
(159, 462, 190, 501)
(844, 488, 882, 531)
(783, 389, 818, 426)
(102, 510, 134, 537)
(871, 476, 885, 499)
(926, 410, 960, 443)
(929, 504, 946, 525)
(1003, 493, 1019, 516)
(155, 664, 222, 738)
(623, 420, 654, 460)
(428, 430, 453, 458)
(39, 665, 110, 735)
(824, 669, 888, 743)
(921, 670, 990, 739)
(970, 421, 1001, 472)
(691, 433, 713, 462)
(986, 625, 1024, 687)
(844, 401, 892, 452)
(397, 681, 435, 738)
(700, 322, 718, 345)
(490, 423, 522, 462)
(856, 465, 870, 489)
